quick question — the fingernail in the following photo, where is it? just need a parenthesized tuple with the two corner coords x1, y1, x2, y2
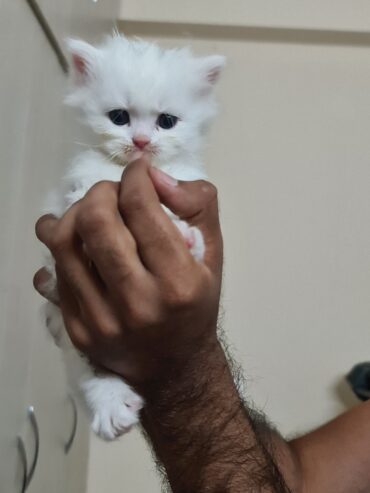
(152, 167, 178, 187)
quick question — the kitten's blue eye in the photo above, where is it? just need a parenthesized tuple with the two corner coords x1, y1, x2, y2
(157, 113, 178, 130)
(108, 109, 130, 126)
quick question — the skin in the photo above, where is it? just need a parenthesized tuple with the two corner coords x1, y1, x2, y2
(34, 159, 370, 493)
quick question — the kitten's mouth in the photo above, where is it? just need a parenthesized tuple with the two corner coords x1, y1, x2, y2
(107, 145, 157, 166)
(131, 149, 145, 159)
(127, 147, 155, 162)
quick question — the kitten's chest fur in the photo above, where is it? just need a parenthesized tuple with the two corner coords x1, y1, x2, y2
(60, 149, 206, 214)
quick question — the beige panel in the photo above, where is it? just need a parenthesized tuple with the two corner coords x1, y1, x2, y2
(24, 27, 74, 489)
(120, 0, 370, 32)
(0, 0, 118, 492)
(24, 0, 119, 490)
(0, 0, 42, 490)
(24, 1, 119, 491)
(64, 407, 91, 493)
(37, 0, 119, 44)
(87, 21, 370, 493)
(88, 430, 160, 493)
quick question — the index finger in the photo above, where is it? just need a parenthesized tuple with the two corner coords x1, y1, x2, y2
(118, 159, 193, 275)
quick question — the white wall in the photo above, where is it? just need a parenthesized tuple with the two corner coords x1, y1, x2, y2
(87, 5, 370, 492)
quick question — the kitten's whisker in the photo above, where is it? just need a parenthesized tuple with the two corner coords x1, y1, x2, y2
(108, 151, 120, 162)
(73, 141, 102, 149)
(107, 149, 127, 166)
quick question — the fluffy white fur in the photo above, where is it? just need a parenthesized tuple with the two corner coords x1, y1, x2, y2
(43, 33, 224, 440)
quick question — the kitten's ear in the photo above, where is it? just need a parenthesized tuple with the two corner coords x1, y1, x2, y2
(197, 55, 225, 88)
(65, 38, 99, 85)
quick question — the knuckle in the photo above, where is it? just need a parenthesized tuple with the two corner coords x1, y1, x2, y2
(76, 181, 118, 234)
(77, 204, 113, 236)
(199, 181, 218, 205)
(87, 180, 117, 197)
(49, 229, 71, 258)
(35, 214, 57, 244)
(97, 317, 121, 339)
(166, 282, 199, 310)
(67, 326, 91, 352)
(124, 302, 158, 331)
(35, 216, 47, 241)
(125, 307, 148, 330)
(120, 188, 146, 215)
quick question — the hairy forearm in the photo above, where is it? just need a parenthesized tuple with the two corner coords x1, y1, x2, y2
(139, 337, 298, 493)
(34, 164, 306, 490)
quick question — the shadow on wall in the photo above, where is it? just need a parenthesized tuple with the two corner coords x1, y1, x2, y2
(334, 377, 362, 409)
(120, 20, 370, 47)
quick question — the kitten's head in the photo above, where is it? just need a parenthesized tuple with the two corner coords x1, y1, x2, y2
(65, 34, 224, 166)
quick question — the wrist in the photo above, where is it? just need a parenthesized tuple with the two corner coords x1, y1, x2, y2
(135, 329, 221, 398)
(114, 318, 219, 388)
(138, 335, 256, 492)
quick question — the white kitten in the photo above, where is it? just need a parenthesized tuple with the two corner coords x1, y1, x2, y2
(43, 33, 224, 440)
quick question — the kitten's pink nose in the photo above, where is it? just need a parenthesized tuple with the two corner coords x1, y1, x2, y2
(133, 135, 150, 150)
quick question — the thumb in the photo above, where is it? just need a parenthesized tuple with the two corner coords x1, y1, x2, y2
(148, 166, 219, 222)
(148, 166, 222, 269)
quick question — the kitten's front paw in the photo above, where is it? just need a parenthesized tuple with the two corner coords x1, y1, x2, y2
(173, 220, 205, 261)
(88, 379, 143, 441)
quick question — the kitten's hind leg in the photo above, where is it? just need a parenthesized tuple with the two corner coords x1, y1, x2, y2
(46, 305, 144, 440)
(61, 332, 143, 441)
(63, 342, 144, 441)
(83, 372, 143, 441)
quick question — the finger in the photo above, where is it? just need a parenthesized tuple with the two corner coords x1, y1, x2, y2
(74, 181, 150, 298)
(118, 159, 193, 274)
(149, 166, 222, 271)
(35, 211, 113, 315)
(33, 267, 59, 305)
(43, 202, 130, 334)
(56, 270, 92, 351)
(59, 244, 120, 337)
(149, 166, 219, 223)
(35, 214, 58, 248)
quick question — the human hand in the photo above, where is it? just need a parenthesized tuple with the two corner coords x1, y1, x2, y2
(34, 159, 223, 386)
